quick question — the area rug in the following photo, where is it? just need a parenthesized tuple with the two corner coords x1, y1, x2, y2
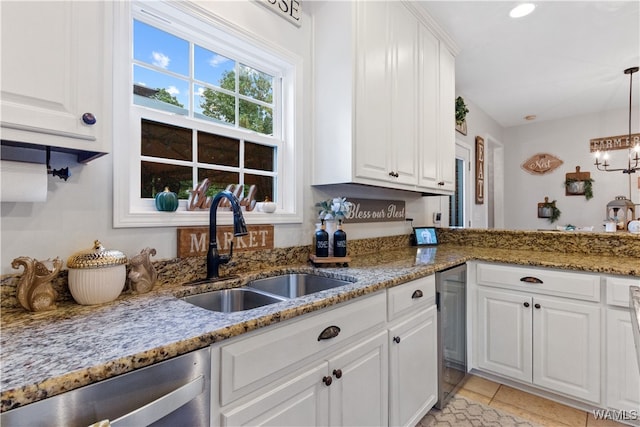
(417, 396, 540, 427)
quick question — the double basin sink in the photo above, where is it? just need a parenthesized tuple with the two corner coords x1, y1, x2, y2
(182, 273, 353, 313)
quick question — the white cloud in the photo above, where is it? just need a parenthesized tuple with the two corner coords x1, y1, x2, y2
(152, 51, 170, 69)
(209, 54, 230, 68)
(195, 87, 206, 97)
(166, 86, 179, 96)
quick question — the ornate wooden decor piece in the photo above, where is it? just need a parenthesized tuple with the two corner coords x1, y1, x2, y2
(564, 166, 593, 198)
(177, 225, 274, 258)
(589, 133, 640, 153)
(11, 256, 62, 312)
(475, 136, 485, 204)
(521, 153, 563, 175)
(128, 248, 158, 294)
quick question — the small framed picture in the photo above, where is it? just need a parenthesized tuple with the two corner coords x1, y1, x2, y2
(413, 226, 438, 246)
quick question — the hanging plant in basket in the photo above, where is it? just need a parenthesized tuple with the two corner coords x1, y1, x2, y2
(564, 177, 594, 200)
(537, 197, 561, 223)
(455, 96, 469, 135)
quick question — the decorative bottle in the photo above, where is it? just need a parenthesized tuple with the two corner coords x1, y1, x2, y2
(315, 220, 329, 257)
(333, 220, 347, 257)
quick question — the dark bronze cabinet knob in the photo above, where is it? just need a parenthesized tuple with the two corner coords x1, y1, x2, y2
(333, 369, 342, 379)
(534, 303, 541, 309)
(393, 336, 401, 344)
(323, 376, 332, 386)
(523, 302, 530, 307)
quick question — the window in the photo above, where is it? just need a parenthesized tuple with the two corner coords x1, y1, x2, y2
(113, 1, 302, 227)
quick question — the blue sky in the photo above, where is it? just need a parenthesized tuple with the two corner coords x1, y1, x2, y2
(133, 19, 235, 111)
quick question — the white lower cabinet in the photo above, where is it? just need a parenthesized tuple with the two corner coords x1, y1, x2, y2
(388, 306, 437, 427)
(474, 263, 601, 404)
(606, 307, 640, 413)
(212, 291, 389, 426)
(220, 331, 388, 427)
(213, 275, 442, 427)
(605, 274, 640, 414)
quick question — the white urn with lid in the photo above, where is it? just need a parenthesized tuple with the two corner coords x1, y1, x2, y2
(67, 240, 128, 305)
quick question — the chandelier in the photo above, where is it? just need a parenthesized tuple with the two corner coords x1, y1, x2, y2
(593, 66, 639, 174)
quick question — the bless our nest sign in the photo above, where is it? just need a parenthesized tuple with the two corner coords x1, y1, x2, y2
(257, 0, 301, 27)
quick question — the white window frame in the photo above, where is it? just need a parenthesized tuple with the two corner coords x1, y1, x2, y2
(112, 1, 302, 228)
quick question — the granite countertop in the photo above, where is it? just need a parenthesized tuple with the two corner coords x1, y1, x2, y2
(2, 243, 639, 412)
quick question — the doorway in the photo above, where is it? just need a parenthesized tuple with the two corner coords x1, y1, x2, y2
(449, 142, 471, 228)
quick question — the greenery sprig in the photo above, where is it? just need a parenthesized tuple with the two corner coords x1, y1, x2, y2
(316, 197, 353, 221)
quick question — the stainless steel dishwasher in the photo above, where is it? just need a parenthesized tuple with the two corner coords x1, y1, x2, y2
(435, 264, 468, 409)
(1, 347, 210, 427)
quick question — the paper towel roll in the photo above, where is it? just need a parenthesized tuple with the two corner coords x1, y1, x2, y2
(1, 160, 48, 202)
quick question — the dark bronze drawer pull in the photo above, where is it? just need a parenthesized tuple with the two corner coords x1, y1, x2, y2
(318, 325, 341, 341)
(393, 336, 401, 344)
(323, 376, 332, 386)
(411, 289, 423, 299)
(333, 369, 343, 379)
(520, 276, 543, 284)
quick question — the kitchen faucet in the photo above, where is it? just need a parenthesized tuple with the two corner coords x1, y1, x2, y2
(207, 190, 248, 279)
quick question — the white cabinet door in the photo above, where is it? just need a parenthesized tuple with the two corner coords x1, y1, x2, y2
(436, 46, 456, 192)
(606, 308, 640, 412)
(328, 331, 388, 427)
(418, 25, 440, 190)
(220, 362, 329, 427)
(1, 1, 110, 156)
(354, 1, 391, 183)
(388, 306, 438, 427)
(532, 296, 601, 403)
(477, 287, 533, 382)
(388, 2, 418, 186)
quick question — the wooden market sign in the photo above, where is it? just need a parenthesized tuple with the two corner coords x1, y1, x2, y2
(589, 133, 640, 153)
(521, 153, 563, 175)
(344, 198, 405, 223)
(177, 225, 274, 258)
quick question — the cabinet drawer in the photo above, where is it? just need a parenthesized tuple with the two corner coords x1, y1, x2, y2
(387, 275, 435, 321)
(606, 275, 640, 308)
(476, 263, 600, 302)
(219, 291, 386, 405)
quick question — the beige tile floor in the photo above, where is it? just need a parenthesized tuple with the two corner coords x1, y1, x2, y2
(455, 375, 626, 427)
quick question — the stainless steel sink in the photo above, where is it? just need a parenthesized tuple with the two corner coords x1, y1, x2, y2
(245, 273, 352, 299)
(182, 288, 286, 313)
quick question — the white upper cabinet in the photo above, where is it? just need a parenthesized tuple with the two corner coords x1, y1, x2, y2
(313, 1, 457, 194)
(1, 1, 111, 162)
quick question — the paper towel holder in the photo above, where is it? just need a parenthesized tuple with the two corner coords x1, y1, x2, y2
(46, 146, 70, 181)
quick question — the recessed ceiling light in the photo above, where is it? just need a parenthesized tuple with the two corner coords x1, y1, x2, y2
(524, 115, 537, 121)
(510, 3, 536, 18)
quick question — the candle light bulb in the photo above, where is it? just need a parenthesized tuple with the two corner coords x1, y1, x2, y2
(594, 151, 601, 159)
(603, 152, 610, 160)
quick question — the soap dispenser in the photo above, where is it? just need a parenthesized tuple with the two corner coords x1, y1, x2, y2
(333, 220, 347, 257)
(315, 220, 329, 257)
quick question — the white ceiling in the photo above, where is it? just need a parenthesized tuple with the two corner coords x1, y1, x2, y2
(417, 1, 640, 128)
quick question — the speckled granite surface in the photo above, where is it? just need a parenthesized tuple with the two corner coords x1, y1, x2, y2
(1, 230, 638, 412)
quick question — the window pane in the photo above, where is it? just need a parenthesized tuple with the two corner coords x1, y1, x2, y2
(239, 99, 272, 135)
(245, 142, 275, 171)
(134, 65, 189, 115)
(239, 64, 273, 103)
(141, 161, 192, 199)
(197, 169, 239, 197)
(194, 45, 235, 90)
(195, 84, 236, 125)
(245, 173, 274, 203)
(134, 20, 189, 76)
(141, 119, 192, 161)
(198, 132, 239, 167)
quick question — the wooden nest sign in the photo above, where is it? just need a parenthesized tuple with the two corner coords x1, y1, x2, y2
(177, 225, 274, 258)
(521, 153, 563, 175)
